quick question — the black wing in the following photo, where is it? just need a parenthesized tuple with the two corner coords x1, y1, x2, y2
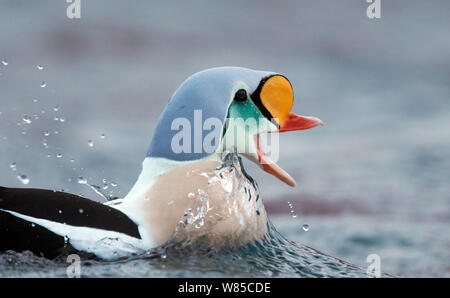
(0, 186, 141, 258)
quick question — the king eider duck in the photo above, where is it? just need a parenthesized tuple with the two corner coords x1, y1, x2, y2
(0, 67, 323, 260)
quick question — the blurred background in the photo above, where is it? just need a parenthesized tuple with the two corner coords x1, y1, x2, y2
(0, 0, 449, 277)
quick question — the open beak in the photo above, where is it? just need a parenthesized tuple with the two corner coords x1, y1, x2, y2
(256, 114, 323, 187)
(254, 75, 323, 187)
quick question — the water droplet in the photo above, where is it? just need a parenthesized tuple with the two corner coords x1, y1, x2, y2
(33, 98, 39, 103)
(59, 117, 65, 123)
(58, 210, 62, 214)
(22, 115, 32, 124)
(110, 182, 117, 187)
(188, 192, 195, 199)
(40, 81, 46, 88)
(1, 59, 8, 66)
(100, 133, 105, 139)
(31, 223, 36, 227)
(17, 174, 30, 184)
(302, 224, 310, 232)
(9, 162, 17, 171)
(88, 140, 94, 147)
(53, 105, 60, 112)
(56, 153, 63, 158)
(54, 117, 59, 121)
(70, 158, 75, 163)
(78, 209, 84, 214)
(77, 176, 87, 184)
(44, 130, 50, 136)
(37, 65, 44, 70)
(194, 218, 205, 229)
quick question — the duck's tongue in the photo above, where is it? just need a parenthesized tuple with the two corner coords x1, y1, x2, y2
(256, 112, 323, 187)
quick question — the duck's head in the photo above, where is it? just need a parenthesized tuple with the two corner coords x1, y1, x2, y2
(145, 67, 322, 188)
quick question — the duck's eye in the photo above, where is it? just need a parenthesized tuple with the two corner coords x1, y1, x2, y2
(234, 89, 247, 102)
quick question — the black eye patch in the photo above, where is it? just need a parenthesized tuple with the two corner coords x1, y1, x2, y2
(233, 89, 247, 102)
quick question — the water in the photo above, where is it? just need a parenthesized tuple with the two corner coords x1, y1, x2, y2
(0, 153, 370, 278)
